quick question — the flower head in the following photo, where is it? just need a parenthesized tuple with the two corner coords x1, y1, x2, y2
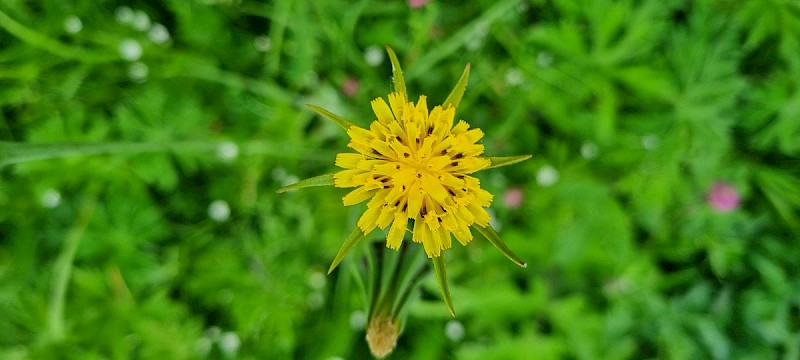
(707, 181, 740, 212)
(278, 46, 530, 316)
(334, 91, 494, 257)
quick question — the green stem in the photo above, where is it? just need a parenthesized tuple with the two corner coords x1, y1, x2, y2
(0, 9, 115, 62)
(47, 195, 97, 342)
(0, 141, 215, 168)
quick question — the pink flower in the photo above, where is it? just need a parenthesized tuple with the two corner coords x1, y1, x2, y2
(342, 77, 359, 98)
(707, 182, 740, 212)
(408, 0, 431, 9)
(503, 187, 524, 209)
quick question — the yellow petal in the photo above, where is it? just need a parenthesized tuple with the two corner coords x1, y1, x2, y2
(406, 184, 424, 218)
(453, 221, 473, 245)
(335, 153, 363, 169)
(467, 202, 491, 226)
(377, 206, 394, 229)
(371, 97, 395, 124)
(420, 173, 449, 202)
(388, 92, 407, 120)
(386, 213, 407, 249)
(357, 205, 381, 233)
(334, 169, 365, 188)
(343, 187, 377, 206)
(419, 222, 440, 257)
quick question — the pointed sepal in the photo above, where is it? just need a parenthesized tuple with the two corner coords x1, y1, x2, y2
(385, 45, 407, 99)
(276, 173, 334, 194)
(484, 155, 532, 170)
(306, 104, 355, 130)
(328, 226, 367, 274)
(431, 255, 455, 317)
(472, 224, 527, 268)
(443, 63, 470, 110)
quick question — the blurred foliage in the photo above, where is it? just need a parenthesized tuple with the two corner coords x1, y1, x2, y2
(1, 0, 800, 359)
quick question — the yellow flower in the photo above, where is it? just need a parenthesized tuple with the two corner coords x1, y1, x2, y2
(278, 45, 529, 316)
(334, 91, 494, 258)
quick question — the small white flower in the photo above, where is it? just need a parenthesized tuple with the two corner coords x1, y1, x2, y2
(218, 332, 241, 356)
(641, 134, 659, 150)
(147, 23, 170, 45)
(128, 62, 149, 82)
(216, 141, 239, 163)
(132, 10, 151, 31)
(445, 320, 465, 341)
(364, 46, 384, 67)
(537, 51, 554, 67)
(41, 189, 61, 208)
(505, 68, 524, 86)
(271, 167, 287, 179)
(119, 39, 143, 61)
(64, 16, 82, 34)
(536, 165, 560, 187)
(307, 292, 325, 309)
(307, 271, 327, 290)
(349, 310, 367, 330)
(466, 26, 489, 51)
(115, 6, 134, 24)
(580, 142, 599, 159)
(254, 36, 272, 52)
(208, 200, 231, 222)
(204, 326, 222, 340)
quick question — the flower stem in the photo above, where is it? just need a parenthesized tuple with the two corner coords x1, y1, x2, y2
(47, 195, 97, 342)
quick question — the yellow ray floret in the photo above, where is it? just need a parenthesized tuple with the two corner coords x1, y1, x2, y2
(334, 92, 493, 257)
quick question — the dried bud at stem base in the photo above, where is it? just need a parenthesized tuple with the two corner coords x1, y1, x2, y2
(366, 315, 399, 358)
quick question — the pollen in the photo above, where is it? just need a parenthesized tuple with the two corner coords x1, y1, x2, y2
(333, 91, 493, 257)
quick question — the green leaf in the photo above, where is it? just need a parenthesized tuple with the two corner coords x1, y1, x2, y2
(385, 45, 406, 96)
(473, 224, 527, 268)
(443, 63, 470, 110)
(305, 104, 355, 130)
(276, 173, 335, 194)
(431, 255, 455, 317)
(328, 226, 367, 274)
(484, 155, 532, 170)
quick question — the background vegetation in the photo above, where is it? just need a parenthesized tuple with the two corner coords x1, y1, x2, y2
(1, 0, 799, 358)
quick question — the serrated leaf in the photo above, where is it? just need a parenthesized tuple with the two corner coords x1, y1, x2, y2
(385, 45, 406, 97)
(276, 173, 334, 194)
(328, 226, 367, 274)
(484, 155, 532, 170)
(443, 63, 470, 110)
(473, 224, 527, 268)
(306, 104, 355, 130)
(431, 255, 455, 317)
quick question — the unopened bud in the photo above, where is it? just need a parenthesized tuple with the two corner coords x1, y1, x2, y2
(366, 315, 399, 359)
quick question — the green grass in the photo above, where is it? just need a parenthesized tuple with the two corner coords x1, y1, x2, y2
(1, 0, 800, 359)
